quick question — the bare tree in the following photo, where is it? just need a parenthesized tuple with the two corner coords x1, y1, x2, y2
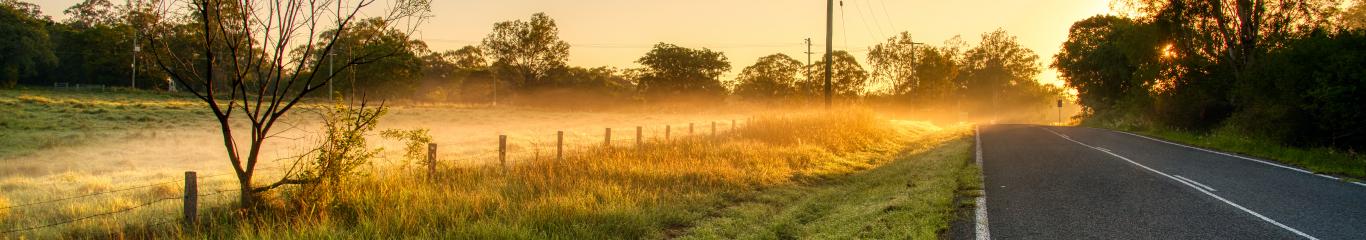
(144, 0, 429, 209)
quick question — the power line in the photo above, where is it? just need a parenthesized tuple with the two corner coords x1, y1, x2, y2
(878, 0, 900, 33)
(855, 0, 888, 40)
(847, 0, 881, 44)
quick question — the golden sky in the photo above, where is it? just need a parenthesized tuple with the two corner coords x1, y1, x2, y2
(34, 0, 1114, 87)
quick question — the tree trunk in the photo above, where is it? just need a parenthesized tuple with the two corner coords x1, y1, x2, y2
(237, 172, 254, 209)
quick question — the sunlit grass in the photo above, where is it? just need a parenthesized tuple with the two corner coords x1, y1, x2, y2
(161, 110, 946, 239)
(680, 127, 973, 239)
(1, 88, 975, 239)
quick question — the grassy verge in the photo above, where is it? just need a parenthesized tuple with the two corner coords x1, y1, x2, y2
(679, 127, 976, 239)
(1088, 120, 1366, 180)
(152, 110, 954, 239)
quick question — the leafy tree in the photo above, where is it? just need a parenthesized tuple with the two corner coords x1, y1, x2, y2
(804, 50, 868, 98)
(0, 0, 56, 88)
(635, 43, 731, 98)
(1120, 0, 1337, 74)
(911, 38, 965, 103)
(867, 32, 922, 96)
(481, 12, 570, 92)
(302, 18, 426, 99)
(961, 29, 1041, 104)
(734, 53, 802, 100)
(1236, 30, 1366, 148)
(1341, 1, 1366, 30)
(449, 45, 487, 70)
(64, 0, 119, 28)
(416, 46, 483, 102)
(1053, 15, 1164, 113)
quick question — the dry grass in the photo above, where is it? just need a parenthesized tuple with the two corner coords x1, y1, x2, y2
(164, 109, 940, 239)
(1, 88, 969, 239)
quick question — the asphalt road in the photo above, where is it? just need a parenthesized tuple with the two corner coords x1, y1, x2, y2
(973, 124, 1366, 240)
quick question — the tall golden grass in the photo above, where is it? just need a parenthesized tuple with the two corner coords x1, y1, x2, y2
(180, 109, 933, 239)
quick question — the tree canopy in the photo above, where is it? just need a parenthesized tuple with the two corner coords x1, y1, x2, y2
(805, 51, 868, 97)
(734, 53, 803, 100)
(0, 0, 56, 87)
(635, 43, 731, 98)
(482, 12, 570, 92)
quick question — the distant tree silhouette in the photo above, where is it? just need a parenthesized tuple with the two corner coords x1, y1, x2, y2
(0, 0, 55, 88)
(482, 12, 570, 92)
(803, 51, 867, 98)
(635, 43, 731, 99)
(734, 53, 802, 100)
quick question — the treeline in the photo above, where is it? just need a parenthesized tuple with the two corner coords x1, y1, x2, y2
(1054, 0, 1366, 149)
(3, 0, 1059, 113)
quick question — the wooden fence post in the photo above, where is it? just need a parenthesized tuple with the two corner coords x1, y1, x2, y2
(636, 126, 643, 148)
(711, 122, 716, 137)
(499, 135, 507, 171)
(665, 125, 671, 140)
(605, 128, 612, 147)
(427, 143, 437, 181)
(556, 131, 564, 161)
(183, 171, 197, 229)
(689, 123, 694, 134)
(732, 119, 736, 131)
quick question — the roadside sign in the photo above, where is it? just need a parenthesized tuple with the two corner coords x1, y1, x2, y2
(1056, 99, 1063, 108)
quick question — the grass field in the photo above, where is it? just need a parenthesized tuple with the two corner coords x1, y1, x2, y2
(0, 88, 977, 239)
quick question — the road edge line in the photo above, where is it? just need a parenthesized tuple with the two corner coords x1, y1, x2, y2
(1095, 128, 1348, 183)
(974, 125, 991, 240)
(1041, 127, 1319, 240)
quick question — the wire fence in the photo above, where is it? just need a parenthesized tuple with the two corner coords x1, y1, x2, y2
(0, 119, 750, 236)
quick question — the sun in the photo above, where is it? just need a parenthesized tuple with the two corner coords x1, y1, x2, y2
(1160, 43, 1177, 59)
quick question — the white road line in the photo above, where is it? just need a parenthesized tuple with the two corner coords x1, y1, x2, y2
(1095, 127, 1361, 186)
(1106, 129, 1315, 174)
(1174, 175, 1217, 191)
(1353, 182, 1366, 187)
(1095, 147, 1112, 152)
(975, 125, 991, 240)
(1041, 128, 1320, 240)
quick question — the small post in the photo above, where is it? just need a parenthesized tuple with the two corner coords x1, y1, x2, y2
(636, 126, 643, 148)
(556, 131, 564, 161)
(732, 119, 736, 131)
(427, 143, 437, 181)
(690, 123, 695, 134)
(499, 135, 507, 171)
(604, 128, 612, 147)
(183, 171, 197, 229)
(711, 122, 716, 137)
(665, 125, 671, 141)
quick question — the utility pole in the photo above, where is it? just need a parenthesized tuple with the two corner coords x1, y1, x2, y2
(128, 0, 138, 89)
(824, 0, 834, 109)
(804, 38, 813, 82)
